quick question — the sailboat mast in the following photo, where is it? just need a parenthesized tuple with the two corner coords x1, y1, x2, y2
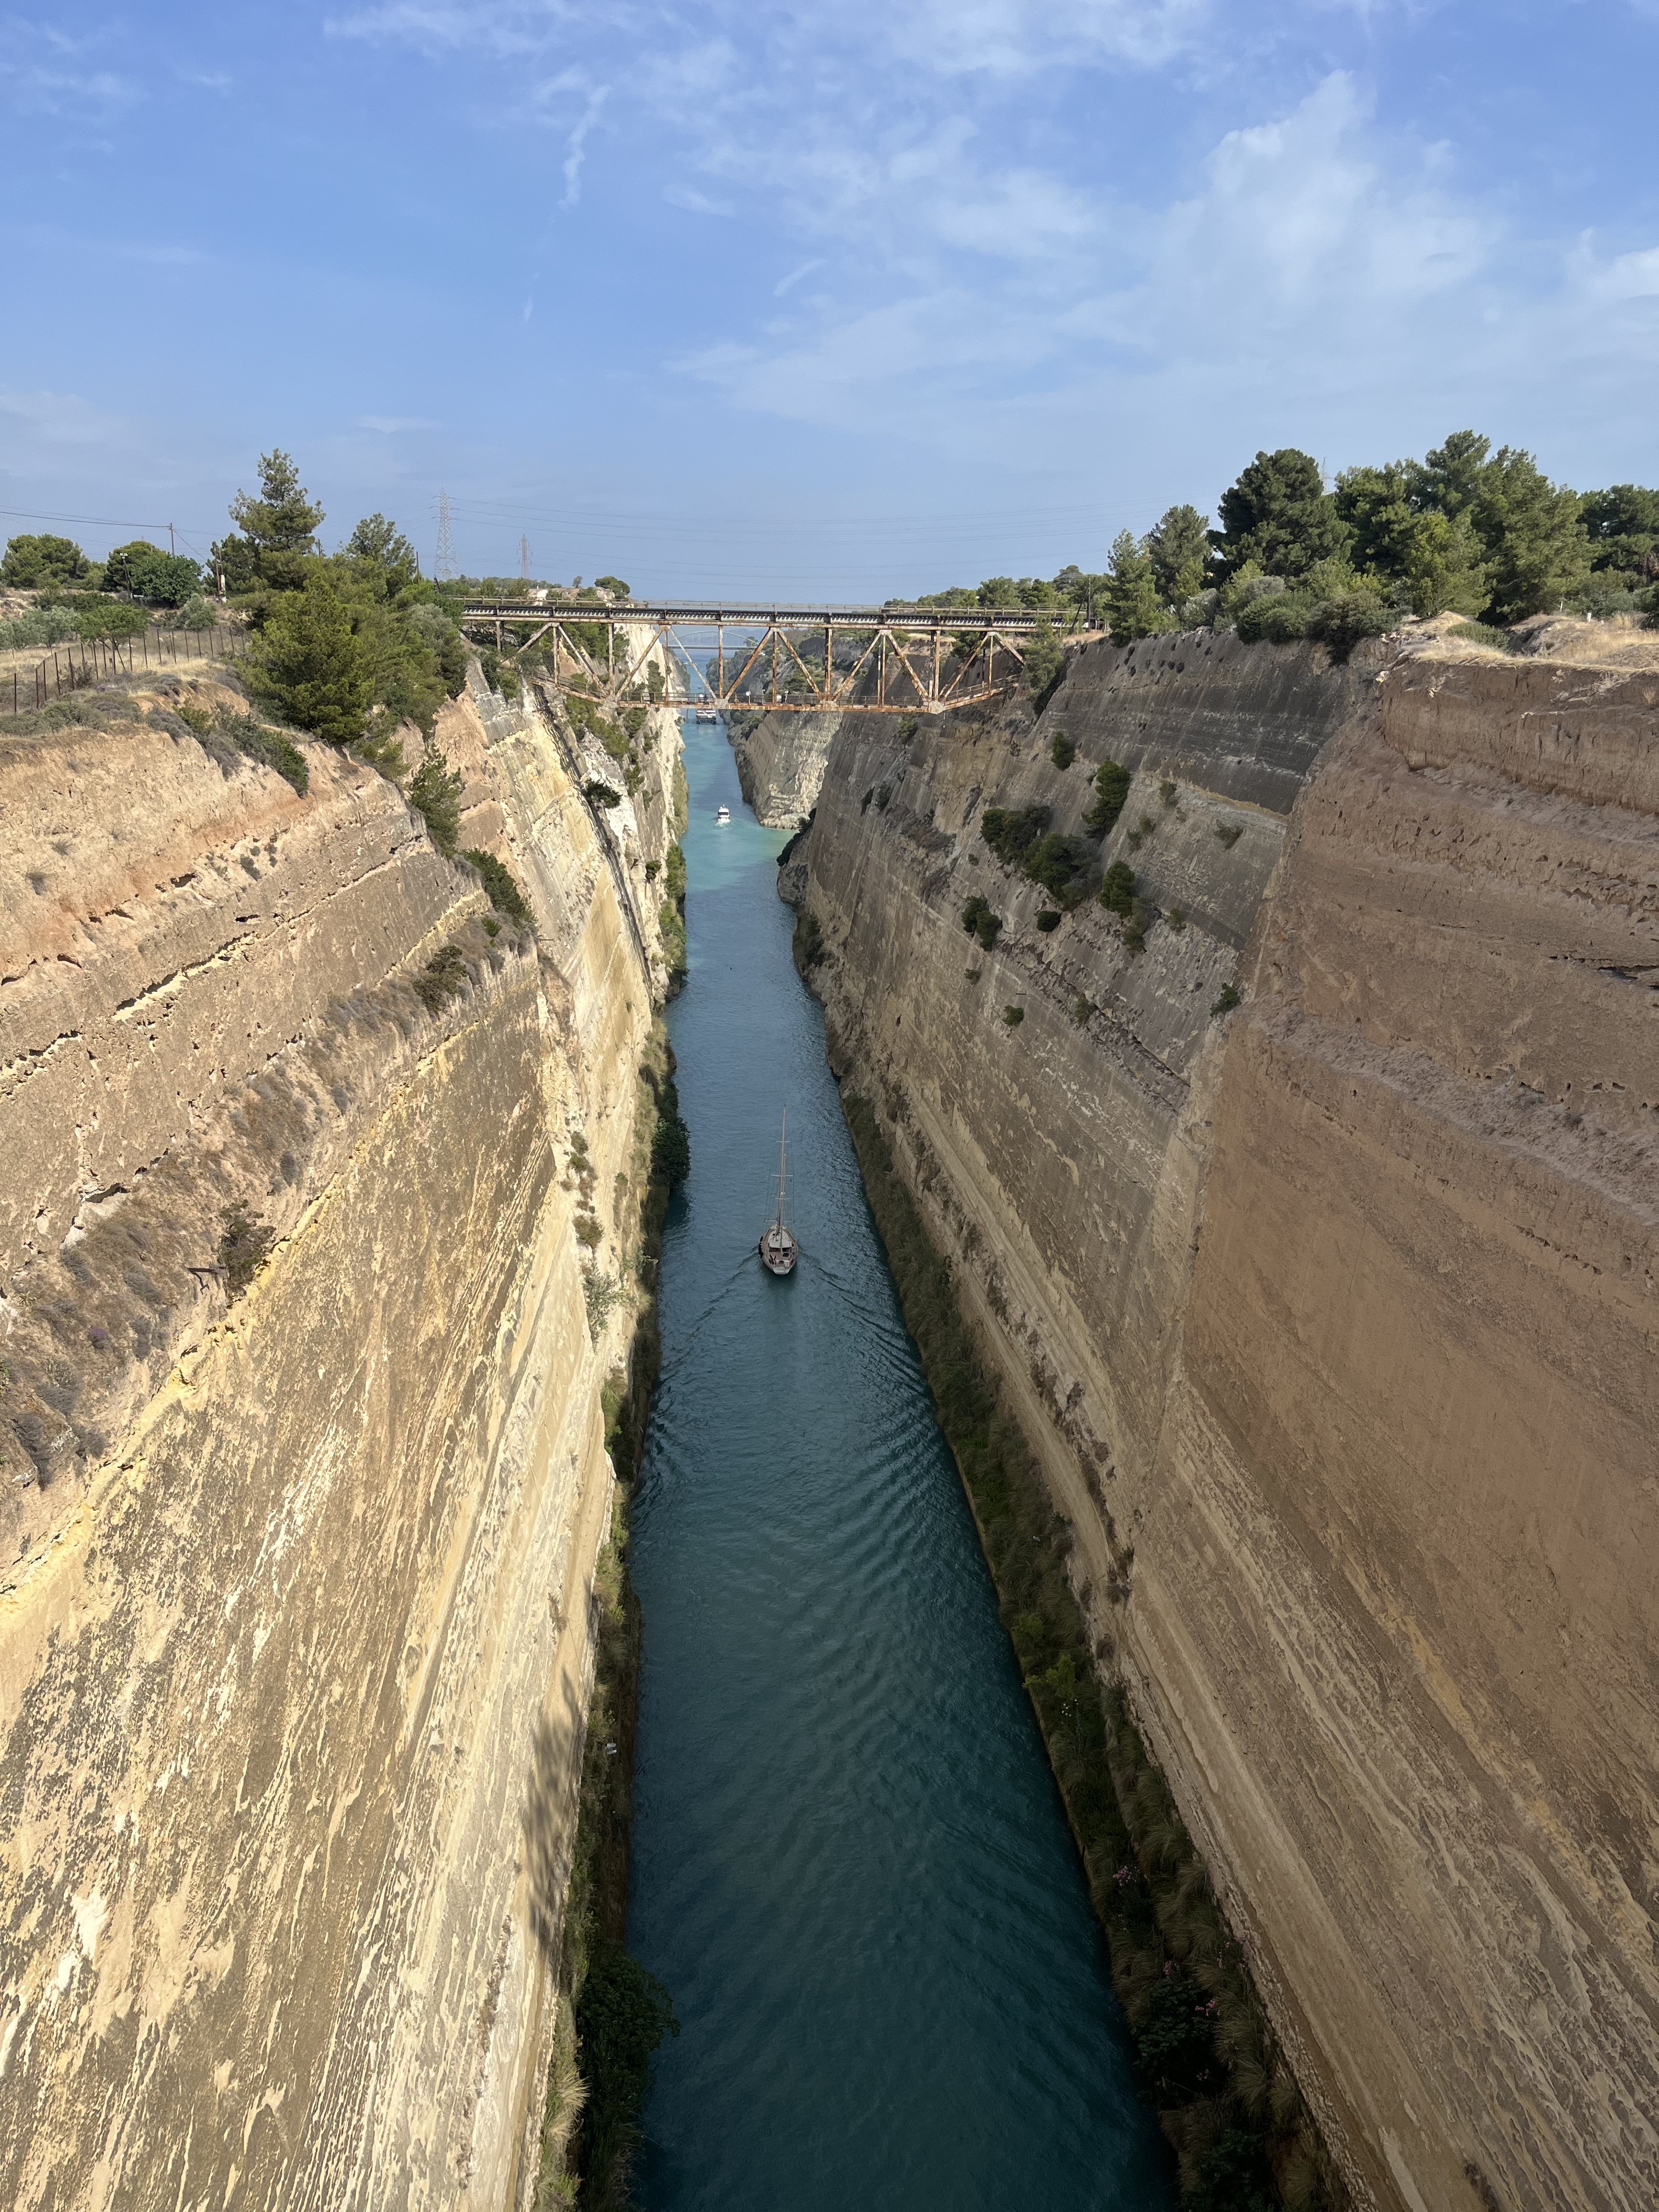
(776, 1110, 787, 1230)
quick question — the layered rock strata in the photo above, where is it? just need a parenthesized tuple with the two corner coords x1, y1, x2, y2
(0, 667, 680, 2209)
(727, 705, 839, 828)
(790, 633, 1659, 2212)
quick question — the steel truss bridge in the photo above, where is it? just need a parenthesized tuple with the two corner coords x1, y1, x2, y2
(459, 599, 1068, 715)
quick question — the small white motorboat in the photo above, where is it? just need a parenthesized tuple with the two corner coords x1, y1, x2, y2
(715, 804, 731, 825)
(695, 709, 718, 724)
(760, 1110, 798, 1276)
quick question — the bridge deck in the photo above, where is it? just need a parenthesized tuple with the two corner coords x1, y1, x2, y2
(460, 599, 1064, 633)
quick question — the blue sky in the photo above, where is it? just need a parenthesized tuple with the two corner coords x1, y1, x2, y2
(3, 1, 1656, 596)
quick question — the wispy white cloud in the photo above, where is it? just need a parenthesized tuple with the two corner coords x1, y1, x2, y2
(559, 83, 608, 205)
(358, 415, 439, 432)
(775, 258, 825, 296)
(0, 20, 141, 116)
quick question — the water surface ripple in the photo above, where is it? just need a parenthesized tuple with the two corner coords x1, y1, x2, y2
(629, 724, 1172, 2212)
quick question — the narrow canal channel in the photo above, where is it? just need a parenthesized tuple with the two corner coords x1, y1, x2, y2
(627, 720, 1172, 2211)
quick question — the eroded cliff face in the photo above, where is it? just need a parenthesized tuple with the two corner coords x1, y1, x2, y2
(0, 667, 681, 2209)
(727, 706, 839, 829)
(793, 634, 1659, 2212)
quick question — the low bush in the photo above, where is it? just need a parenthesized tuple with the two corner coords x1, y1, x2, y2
(572, 1938, 678, 2210)
(1051, 731, 1076, 770)
(464, 846, 532, 928)
(650, 1104, 691, 1188)
(76, 600, 151, 639)
(961, 894, 1001, 950)
(586, 780, 623, 809)
(1001, 1005, 1024, 1027)
(1023, 831, 1093, 908)
(1214, 822, 1243, 849)
(1305, 593, 1393, 663)
(414, 943, 467, 1012)
(981, 803, 1050, 866)
(1211, 981, 1242, 1017)
(0, 606, 80, 650)
(1085, 759, 1132, 837)
(230, 715, 309, 794)
(218, 1203, 274, 1297)
(1235, 593, 1313, 645)
(1036, 910, 1062, 934)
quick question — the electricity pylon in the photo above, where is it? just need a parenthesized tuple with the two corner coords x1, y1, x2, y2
(435, 488, 457, 581)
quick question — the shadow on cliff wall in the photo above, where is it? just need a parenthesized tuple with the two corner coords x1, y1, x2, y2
(524, 1641, 593, 1965)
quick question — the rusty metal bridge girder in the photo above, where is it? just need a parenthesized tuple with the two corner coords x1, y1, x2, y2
(458, 599, 1064, 716)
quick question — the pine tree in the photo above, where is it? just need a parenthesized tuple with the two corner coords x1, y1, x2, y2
(1146, 504, 1210, 605)
(246, 572, 371, 746)
(1103, 531, 1166, 643)
(1214, 449, 1348, 580)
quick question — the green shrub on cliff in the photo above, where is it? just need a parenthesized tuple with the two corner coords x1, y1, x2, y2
(218, 1203, 274, 1298)
(1022, 832, 1093, 909)
(1101, 861, 1137, 917)
(464, 847, 532, 928)
(414, 943, 468, 1012)
(981, 805, 1050, 865)
(961, 895, 1001, 950)
(409, 745, 463, 855)
(1085, 760, 1132, 837)
(227, 713, 309, 794)
(650, 1108, 691, 1189)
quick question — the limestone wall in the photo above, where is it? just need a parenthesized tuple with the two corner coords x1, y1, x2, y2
(793, 635, 1659, 2212)
(727, 706, 841, 827)
(0, 668, 680, 2209)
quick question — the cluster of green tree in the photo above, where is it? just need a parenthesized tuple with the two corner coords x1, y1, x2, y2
(1, 531, 210, 630)
(923, 433, 1659, 654)
(200, 450, 470, 759)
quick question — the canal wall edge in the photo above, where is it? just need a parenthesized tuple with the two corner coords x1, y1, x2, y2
(790, 632, 1659, 2212)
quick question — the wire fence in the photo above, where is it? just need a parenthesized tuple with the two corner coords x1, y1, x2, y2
(1, 625, 246, 718)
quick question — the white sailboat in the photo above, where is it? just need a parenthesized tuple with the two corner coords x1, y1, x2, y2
(759, 1110, 798, 1276)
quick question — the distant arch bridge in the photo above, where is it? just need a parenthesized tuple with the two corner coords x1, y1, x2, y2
(459, 598, 1070, 715)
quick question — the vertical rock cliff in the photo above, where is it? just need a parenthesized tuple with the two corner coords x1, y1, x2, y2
(0, 666, 681, 2209)
(791, 632, 1659, 2212)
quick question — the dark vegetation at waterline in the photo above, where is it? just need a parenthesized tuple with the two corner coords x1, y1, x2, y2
(534, 1026, 685, 2211)
(659, 842, 688, 996)
(837, 1090, 1346, 2212)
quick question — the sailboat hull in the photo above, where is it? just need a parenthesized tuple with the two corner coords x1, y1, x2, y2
(760, 1226, 798, 1276)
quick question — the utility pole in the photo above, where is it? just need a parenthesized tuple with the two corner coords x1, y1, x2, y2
(519, 533, 531, 581)
(167, 522, 176, 555)
(435, 487, 458, 582)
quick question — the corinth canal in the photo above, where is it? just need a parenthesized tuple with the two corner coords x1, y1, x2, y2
(624, 718, 1172, 2211)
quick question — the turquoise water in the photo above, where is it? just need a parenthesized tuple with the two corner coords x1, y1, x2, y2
(627, 720, 1172, 2211)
